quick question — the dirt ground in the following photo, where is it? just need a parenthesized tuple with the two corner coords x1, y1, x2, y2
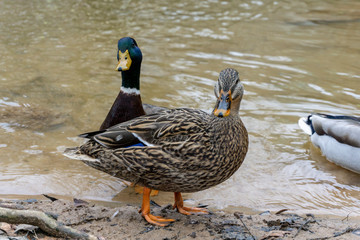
(0, 197, 360, 240)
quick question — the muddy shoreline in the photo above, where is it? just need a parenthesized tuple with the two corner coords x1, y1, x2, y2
(1, 197, 359, 240)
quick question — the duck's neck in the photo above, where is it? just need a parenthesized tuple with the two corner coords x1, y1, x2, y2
(229, 98, 241, 117)
(121, 63, 141, 91)
(99, 63, 145, 130)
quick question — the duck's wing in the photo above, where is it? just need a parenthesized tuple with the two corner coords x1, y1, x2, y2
(78, 122, 141, 149)
(311, 113, 360, 148)
(87, 108, 210, 148)
(114, 109, 212, 182)
(127, 108, 209, 145)
(81, 108, 212, 184)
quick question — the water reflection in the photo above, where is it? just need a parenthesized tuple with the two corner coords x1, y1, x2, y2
(0, 0, 359, 216)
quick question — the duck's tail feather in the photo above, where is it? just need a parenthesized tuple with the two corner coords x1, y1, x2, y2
(63, 147, 99, 162)
(78, 130, 106, 139)
(298, 115, 313, 135)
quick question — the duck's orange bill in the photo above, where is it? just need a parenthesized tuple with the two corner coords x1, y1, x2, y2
(213, 90, 231, 118)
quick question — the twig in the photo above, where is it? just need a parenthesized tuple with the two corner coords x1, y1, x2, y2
(275, 209, 288, 215)
(294, 219, 312, 237)
(341, 212, 353, 222)
(309, 227, 359, 240)
(0, 207, 99, 240)
(334, 227, 357, 237)
(0, 203, 25, 210)
(234, 212, 256, 240)
(67, 215, 110, 226)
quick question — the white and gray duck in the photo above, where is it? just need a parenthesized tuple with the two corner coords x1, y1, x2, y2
(298, 113, 360, 174)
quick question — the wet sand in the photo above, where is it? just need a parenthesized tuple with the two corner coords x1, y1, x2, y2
(1, 198, 359, 240)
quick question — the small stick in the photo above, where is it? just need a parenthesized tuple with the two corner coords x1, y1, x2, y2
(234, 212, 256, 240)
(294, 219, 312, 237)
(341, 212, 353, 222)
(275, 209, 288, 215)
(309, 227, 359, 240)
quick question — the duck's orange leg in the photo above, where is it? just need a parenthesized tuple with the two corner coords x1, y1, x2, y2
(135, 185, 159, 196)
(173, 192, 209, 215)
(139, 187, 175, 226)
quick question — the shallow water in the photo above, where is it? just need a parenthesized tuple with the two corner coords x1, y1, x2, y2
(1, 0, 360, 216)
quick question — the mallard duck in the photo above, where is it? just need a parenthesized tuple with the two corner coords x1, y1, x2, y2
(298, 113, 360, 174)
(100, 37, 164, 195)
(100, 37, 146, 130)
(101, 36, 167, 130)
(70, 68, 248, 226)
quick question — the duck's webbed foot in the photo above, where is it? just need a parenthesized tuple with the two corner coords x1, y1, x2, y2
(140, 187, 175, 226)
(173, 192, 209, 215)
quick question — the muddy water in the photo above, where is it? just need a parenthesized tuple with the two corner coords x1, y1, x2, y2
(1, 0, 359, 216)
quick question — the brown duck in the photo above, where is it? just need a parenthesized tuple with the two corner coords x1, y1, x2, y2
(69, 68, 248, 226)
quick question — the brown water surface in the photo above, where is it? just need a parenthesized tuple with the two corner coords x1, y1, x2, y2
(1, 0, 360, 216)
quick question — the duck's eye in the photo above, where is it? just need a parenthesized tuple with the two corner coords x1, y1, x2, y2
(125, 57, 127, 60)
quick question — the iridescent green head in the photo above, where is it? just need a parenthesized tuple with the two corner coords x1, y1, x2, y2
(115, 37, 143, 90)
(115, 37, 142, 71)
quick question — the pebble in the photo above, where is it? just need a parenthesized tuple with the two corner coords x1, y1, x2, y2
(189, 232, 196, 238)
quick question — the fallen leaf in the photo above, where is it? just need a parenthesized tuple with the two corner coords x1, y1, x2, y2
(73, 198, 89, 206)
(43, 194, 58, 202)
(275, 209, 289, 215)
(0, 223, 12, 235)
(261, 230, 291, 240)
(14, 224, 38, 233)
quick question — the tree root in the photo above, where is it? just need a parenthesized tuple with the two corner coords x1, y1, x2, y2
(0, 207, 99, 240)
